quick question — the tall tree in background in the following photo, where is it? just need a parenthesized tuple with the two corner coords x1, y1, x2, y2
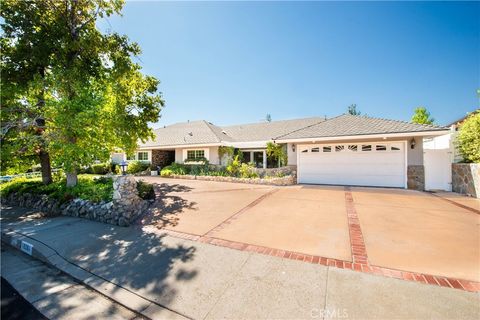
(1, 0, 59, 183)
(347, 104, 361, 115)
(411, 107, 435, 125)
(1, 0, 164, 187)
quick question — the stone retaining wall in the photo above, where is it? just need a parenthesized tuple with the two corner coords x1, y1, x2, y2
(452, 163, 480, 198)
(168, 174, 296, 186)
(2, 176, 150, 226)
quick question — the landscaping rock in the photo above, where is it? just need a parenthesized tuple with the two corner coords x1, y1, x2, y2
(2, 175, 150, 227)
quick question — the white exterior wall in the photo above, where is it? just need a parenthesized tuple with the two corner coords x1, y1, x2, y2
(287, 143, 297, 165)
(407, 137, 423, 166)
(208, 146, 220, 165)
(174, 147, 219, 164)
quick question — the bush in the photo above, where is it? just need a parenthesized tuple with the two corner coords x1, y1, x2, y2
(0, 175, 113, 203)
(457, 112, 480, 163)
(226, 155, 242, 177)
(160, 163, 188, 176)
(136, 181, 155, 200)
(91, 163, 109, 175)
(239, 163, 258, 178)
(126, 161, 150, 174)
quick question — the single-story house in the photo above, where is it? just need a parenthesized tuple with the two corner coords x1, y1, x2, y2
(112, 114, 449, 190)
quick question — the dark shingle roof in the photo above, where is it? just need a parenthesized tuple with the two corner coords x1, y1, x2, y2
(275, 114, 448, 140)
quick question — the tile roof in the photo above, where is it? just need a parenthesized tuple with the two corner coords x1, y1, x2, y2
(141, 120, 231, 147)
(275, 114, 448, 140)
(221, 117, 325, 142)
(140, 114, 448, 148)
(140, 117, 325, 147)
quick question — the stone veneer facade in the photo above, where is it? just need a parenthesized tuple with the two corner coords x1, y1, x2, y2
(151, 150, 175, 169)
(407, 165, 425, 191)
(452, 163, 479, 198)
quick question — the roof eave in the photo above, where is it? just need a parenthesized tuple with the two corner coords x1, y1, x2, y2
(275, 129, 451, 143)
(138, 142, 223, 150)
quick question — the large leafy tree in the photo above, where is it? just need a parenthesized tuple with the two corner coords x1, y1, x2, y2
(1, 0, 60, 183)
(457, 111, 480, 163)
(2, 0, 164, 186)
(411, 106, 435, 125)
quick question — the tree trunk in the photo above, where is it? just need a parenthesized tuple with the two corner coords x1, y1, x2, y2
(39, 150, 53, 185)
(66, 169, 78, 187)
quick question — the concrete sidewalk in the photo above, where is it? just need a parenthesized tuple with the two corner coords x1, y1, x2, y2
(1, 246, 138, 319)
(1, 205, 479, 320)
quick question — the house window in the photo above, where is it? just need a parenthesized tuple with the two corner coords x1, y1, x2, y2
(335, 145, 344, 152)
(301, 149, 308, 153)
(311, 147, 320, 152)
(361, 145, 372, 151)
(376, 145, 387, 151)
(137, 152, 149, 161)
(391, 144, 401, 151)
(126, 154, 135, 160)
(348, 145, 358, 152)
(187, 150, 205, 160)
(323, 146, 331, 152)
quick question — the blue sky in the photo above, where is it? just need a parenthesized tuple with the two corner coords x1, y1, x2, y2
(98, 1, 479, 127)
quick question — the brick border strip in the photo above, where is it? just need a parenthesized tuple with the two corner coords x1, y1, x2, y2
(429, 192, 480, 215)
(344, 187, 368, 264)
(153, 228, 480, 293)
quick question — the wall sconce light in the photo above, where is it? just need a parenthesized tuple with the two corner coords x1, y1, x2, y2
(292, 144, 296, 152)
(410, 138, 416, 149)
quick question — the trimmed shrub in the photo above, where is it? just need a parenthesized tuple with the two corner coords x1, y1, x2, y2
(136, 181, 155, 200)
(239, 163, 258, 178)
(0, 175, 113, 203)
(91, 163, 109, 175)
(160, 163, 188, 176)
(126, 161, 150, 174)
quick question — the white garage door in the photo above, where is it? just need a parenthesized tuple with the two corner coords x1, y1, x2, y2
(297, 142, 406, 188)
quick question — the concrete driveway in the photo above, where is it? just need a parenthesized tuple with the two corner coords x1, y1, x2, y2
(139, 177, 480, 285)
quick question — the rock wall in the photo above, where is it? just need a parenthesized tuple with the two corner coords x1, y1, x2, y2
(452, 163, 480, 198)
(407, 165, 425, 191)
(2, 176, 150, 227)
(168, 174, 296, 186)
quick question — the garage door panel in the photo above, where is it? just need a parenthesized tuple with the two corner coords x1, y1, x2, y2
(298, 142, 406, 188)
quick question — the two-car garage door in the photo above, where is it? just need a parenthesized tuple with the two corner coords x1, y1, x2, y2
(297, 142, 406, 188)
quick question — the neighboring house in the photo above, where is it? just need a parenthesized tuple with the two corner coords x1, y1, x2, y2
(113, 114, 449, 190)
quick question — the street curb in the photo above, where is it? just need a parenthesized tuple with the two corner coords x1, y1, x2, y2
(1, 229, 188, 320)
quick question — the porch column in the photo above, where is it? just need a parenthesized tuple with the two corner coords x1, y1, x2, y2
(250, 151, 253, 164)
(263, 150, 267, 169)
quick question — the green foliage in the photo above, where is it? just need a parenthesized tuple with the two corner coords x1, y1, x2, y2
(91, 163, 110, 175)
(411, 107, 435, 125)
(160, 163, 188, 176)
(184, 157, 208, 164)
(136, 181, 155, 200)
(0, 175, 113, 203)
(126, 161, 150, 174)
(218, 146, 235, 165)
(457, 112, 480, 163)
(226, 155, 242, 177)
(1, 0, 164, 187)
(266, 142, 287, 167)
(239, 163, 258, 178)
(347, 104, 361, 115)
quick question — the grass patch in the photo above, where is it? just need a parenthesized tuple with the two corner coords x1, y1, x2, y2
(0, 175, 113, 203)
